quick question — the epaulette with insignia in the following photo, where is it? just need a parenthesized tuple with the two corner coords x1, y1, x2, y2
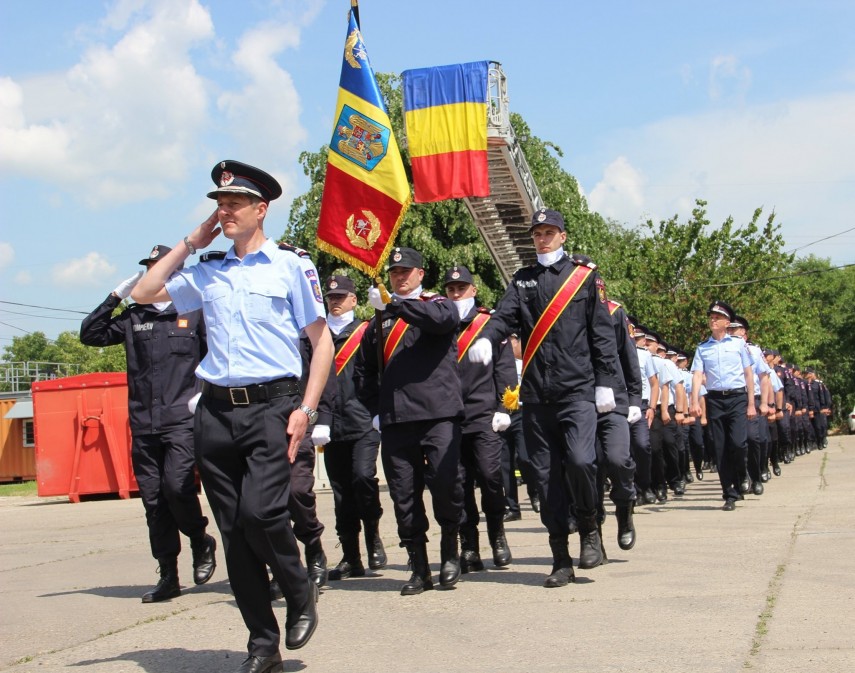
(278, 241, 311, 258)
(419, 291, 443, 302)
(571, 252, 598, 269)
(476, 306, 491, 314)
(200, 251, 227, 262)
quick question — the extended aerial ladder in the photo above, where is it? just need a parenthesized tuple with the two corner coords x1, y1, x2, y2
(463, 62, 544, 283)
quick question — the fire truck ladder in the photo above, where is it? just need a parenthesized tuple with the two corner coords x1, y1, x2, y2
(463, 62, 544, 284)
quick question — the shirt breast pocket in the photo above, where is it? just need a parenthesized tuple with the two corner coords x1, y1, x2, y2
(202, 286, 230, 326)
(247, 287, 289, 324)
(168, 329, 195, 356)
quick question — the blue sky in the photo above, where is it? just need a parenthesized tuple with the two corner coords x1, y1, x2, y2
(1, 0, 854, 347)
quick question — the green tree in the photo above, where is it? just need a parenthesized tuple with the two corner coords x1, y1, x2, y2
(2, 330, 126, 378)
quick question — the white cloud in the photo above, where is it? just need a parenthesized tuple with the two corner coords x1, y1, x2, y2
(0, 242, 14, 270)
(15, 271, 32, 285)
(708, 54, 752, 102)
(216, 21, 307, 168)
(0, 0, 214, 205)
(52, 252, 117, 286)
(584, 91, 855, 262)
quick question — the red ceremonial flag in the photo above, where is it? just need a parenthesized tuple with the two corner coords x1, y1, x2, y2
(316, 3, 411, 278)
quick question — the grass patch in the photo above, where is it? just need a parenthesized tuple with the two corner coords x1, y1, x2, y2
(0, 480, 37, 496)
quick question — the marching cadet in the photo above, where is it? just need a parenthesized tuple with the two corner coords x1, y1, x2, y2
(596, 290, 640, 552)
(775, 355, 796, 464)
(321, 275, 387, 581)
(443, 265, 516, 572)
(805, 368, 829, 449)
(690, 301, 755, 512)
(629, 322, 660, 504)
(133, 160, 332, 669)
(80, 246, 216, 604)
(726, 316, 771, 495)
(356, 247, 465, 595)
(467, 208, 624, 588)
(644, 331, 678, 501)
(763, 350, 785, 478)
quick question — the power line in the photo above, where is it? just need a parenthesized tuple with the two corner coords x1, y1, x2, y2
(696, 262, 855, 289)
(0, 300, 90, 315)
(785, 225, 855, 254)
(0, 308, 83, 321)
(0, 320, 32, 335)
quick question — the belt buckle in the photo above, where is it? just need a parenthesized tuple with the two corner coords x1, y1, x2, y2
(229, 387, 250, 405)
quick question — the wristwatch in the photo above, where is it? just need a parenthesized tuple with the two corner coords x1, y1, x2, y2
(183, 236, 197, 255)
(299, 404, 319, 424)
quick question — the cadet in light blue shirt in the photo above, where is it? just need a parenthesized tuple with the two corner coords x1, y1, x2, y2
(689, 301, 755, 511)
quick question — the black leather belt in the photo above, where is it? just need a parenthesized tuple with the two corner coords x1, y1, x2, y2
(202, 378, 300, 406)
(707, 387, 747, 399)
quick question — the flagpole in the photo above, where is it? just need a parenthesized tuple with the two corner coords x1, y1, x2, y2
(351, 0, 360, 28)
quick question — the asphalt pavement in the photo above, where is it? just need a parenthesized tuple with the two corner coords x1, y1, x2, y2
(1, 435, 853, 673)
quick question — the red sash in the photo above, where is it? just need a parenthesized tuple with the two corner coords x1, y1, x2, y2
(457, 312, 491, 362)
(607, 299, 621, 316)
(522, 265, 593, 377)
(383, 319, 409, 364)
(334, 321, 369, 376)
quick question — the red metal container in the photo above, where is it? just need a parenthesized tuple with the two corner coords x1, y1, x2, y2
(32, 373, 136, 502)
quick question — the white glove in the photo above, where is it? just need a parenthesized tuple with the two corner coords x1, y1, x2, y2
(311, 424, 331, 447)
(187, 392, 202, 414)
(113, 271, 144, 299)
(595, 386, 616, 413)
(368, 287, 387, 311)
(467, 337, 493, 365)
(626, 405, 642, 424)
(372, 415, 381, 432)
(492, 412, 511, 432)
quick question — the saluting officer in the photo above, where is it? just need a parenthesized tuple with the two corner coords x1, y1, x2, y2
(133, 160, 333, 672)
(443, 264, 516, 572)
(690, 301, 755, 512)
(468, 208, 623, 588)
(356, 247, 465, 595)
(321, 275, 387, 580)
(80, 245, 216, 604)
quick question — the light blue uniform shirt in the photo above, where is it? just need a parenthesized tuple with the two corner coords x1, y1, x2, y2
(745, 342, 771, 396)
(636, 347, 657, 402)
(682, 368, 693, 395)
(691, 334, 751, 391)
(769, 368, 784, 393)
(166, 238, 327, 386)
(662, 358, 683, 404)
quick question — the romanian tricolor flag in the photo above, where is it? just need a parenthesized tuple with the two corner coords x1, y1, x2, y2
(402, 61, 490, 203)
(316, 2, 411, 277)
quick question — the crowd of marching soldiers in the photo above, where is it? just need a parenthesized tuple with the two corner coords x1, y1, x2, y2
(292, 208, 834, 596)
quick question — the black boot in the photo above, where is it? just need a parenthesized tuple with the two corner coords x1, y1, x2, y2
(544, 536, 575, 588)
(142, 557, 180, 603)
(615, 501, 636, 551)
(578, 514, 604, 569)
(439, 526, 461, 587)
(400, 542, 433, 595)
(190, 534, 217, 585)
(328, 533, 365, 581)
(304, 539, 328, 588)
(486, 515, 512, 567)
(363, 519, 387, 570)
(459, 525, 484, 574)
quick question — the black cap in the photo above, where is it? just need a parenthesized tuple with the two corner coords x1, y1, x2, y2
(805, 366, 815, 374)
(324, 275, 357, 297)
(529, 207, 565, 232)
(443, 265, 475, 286)
(387, 247, 423, 269)
(708, 300, 735, 321)
(730, 315, 750, 331)
(645, 329, 661, 344)
(207, 160, 282, 202)
(139, 244, 172, 266)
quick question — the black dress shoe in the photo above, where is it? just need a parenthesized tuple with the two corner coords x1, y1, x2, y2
(643, 488, 657, 504)
(673, 481, 685, 497)
(772, 465, 782, 477)
(235, 653, 283, 673)
(530, 494, 541, 513)
(684, 471, 694, 484)
(269, 578, 283, 601)
(191, 534, 217, 585)
(142, 559, 180, 603)
(752, 481, 764, 496)
(285, 582, 318, 650)
(739, 479, 751, 494)
(503, 510, 521, 522)
(722, 499, 736, 512)
(696, 470, 704, 481)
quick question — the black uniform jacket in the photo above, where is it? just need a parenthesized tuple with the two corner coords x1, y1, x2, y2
(456, 306, 518, 433)
(807, 380, 820, 413)
(480, 254, 623, 405)
(80, 293, 206, 434)
(329, 318, 376, 441)
(355, 293, 463, 428)
(776, 365, 796, 407)
(610, 302, 642, 413)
